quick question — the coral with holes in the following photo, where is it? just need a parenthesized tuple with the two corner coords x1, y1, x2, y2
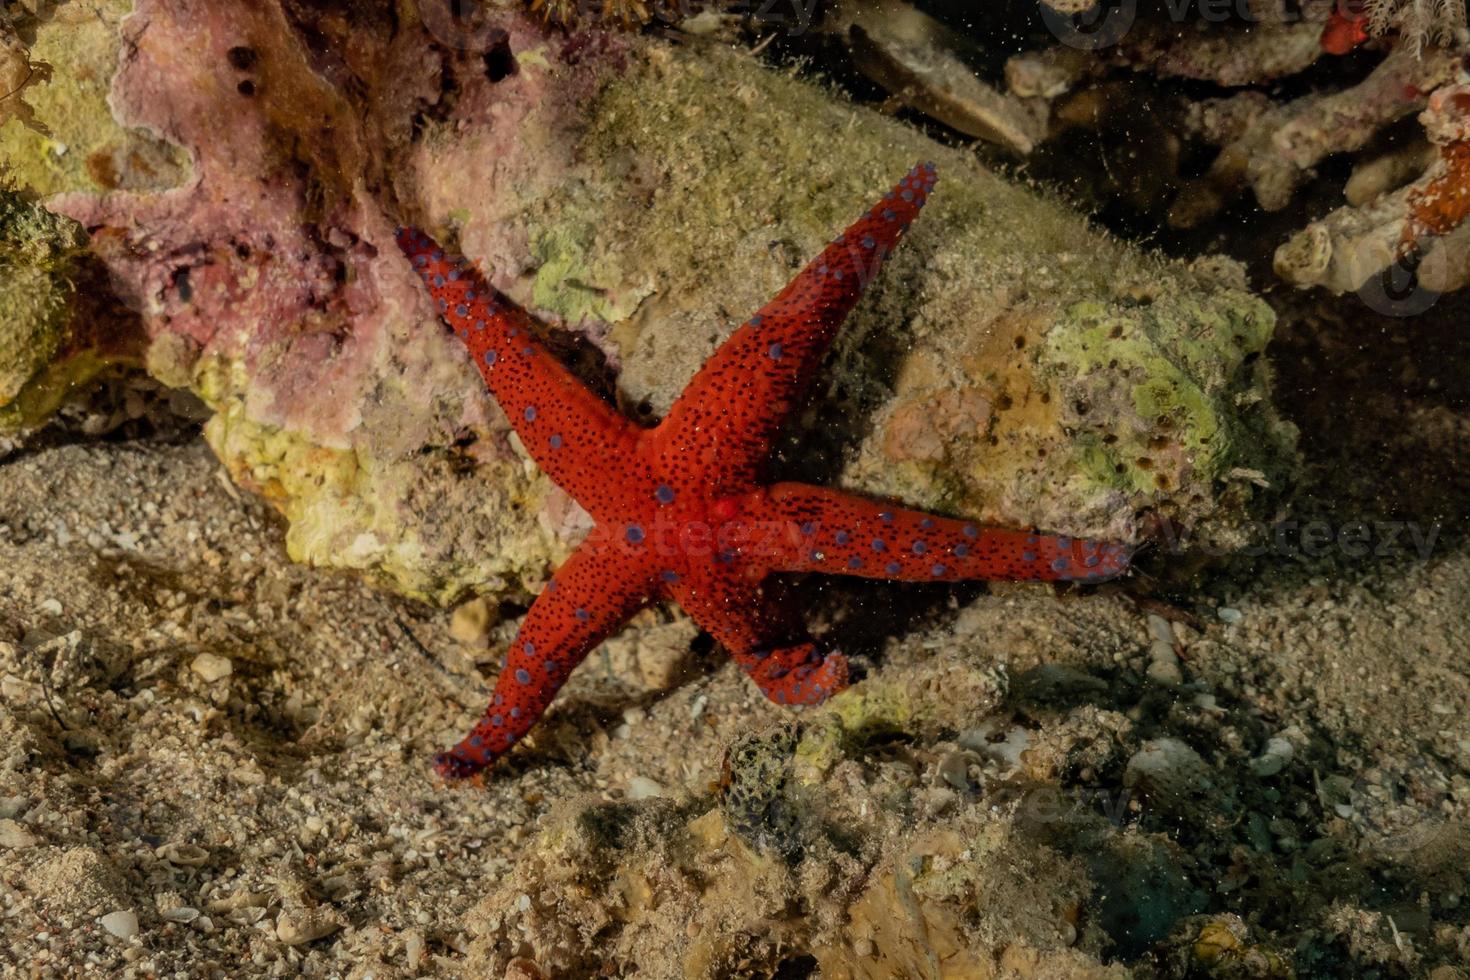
(719, 726, 806, 863)
(30, 1, 591, 604)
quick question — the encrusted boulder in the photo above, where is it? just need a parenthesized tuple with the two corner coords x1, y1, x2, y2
(2, 1, 1296, 601)
(0, 189, 133, 435)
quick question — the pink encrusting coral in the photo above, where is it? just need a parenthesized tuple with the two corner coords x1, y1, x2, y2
(43, 1, 635, 597)
(48, 1, 553, 442)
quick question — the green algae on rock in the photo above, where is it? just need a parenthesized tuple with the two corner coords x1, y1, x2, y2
(0, 188, 116, 433)
(541, 44, 1296, 551)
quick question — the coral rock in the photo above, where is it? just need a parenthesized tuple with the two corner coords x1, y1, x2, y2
(4, 2, 1296, 602)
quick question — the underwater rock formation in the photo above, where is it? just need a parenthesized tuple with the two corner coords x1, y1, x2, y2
(1, 0, 1295, 602)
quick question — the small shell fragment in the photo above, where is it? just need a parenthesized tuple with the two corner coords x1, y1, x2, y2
(190, 653, 233, 683)
(99, 909, 139, 940)
(0, 819, 38, 849)
(157, 842, 210, 867)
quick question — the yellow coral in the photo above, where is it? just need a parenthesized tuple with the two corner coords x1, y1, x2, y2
(1193, 917, 1291, 977)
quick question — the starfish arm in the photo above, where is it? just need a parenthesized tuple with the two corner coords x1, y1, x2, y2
(432, 536, 660, 780)
(397, 229, 640, 512)
(667, 569, 849, 706)
(746, 483, 1132, 584)
(654, 163, 937, 492)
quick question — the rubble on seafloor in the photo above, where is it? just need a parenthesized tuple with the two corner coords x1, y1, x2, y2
(1020, 0, 1470, 297)
(2, 422, 1468, 974)
(457, 595, 1470, 977)
(1277, 80, 1470, 295)
(2, 0, 1294, 604)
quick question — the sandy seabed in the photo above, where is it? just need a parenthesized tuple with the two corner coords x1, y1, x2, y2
(1, 302, 1468, 977)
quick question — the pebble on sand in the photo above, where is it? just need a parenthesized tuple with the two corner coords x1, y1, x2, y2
(190, 652, 234, 683)
(276, 909, 343, 946)
(450, 596, 499, 646)
(626, 776, 667, 801)
(1251, 736, 1296, 778)
(0, 819, 38, 849)
(1146, 614, 1185, 685)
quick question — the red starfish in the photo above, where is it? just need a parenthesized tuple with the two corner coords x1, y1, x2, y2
(397, 163, 1130, 780)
